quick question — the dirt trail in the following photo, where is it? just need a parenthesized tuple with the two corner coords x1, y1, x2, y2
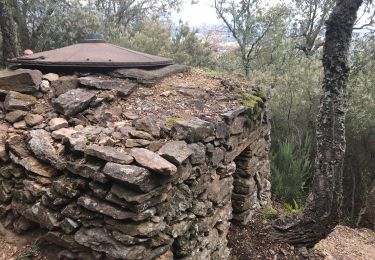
(0, 224, 45, 260)
(313, 225, 375, 260)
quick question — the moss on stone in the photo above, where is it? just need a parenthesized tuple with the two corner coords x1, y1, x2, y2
(14, 92, 37, 104)
(239, 93, 262, 116)
(166, 116, 184, 127)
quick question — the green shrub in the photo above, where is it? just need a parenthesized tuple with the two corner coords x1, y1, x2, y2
(270, 134, 312, 205)
(283, 199, 302, 214)
(261, 207, 279, 219)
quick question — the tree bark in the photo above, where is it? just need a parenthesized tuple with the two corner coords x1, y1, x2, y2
(0, 0, 19, 66)
(271, 0, 363, 247)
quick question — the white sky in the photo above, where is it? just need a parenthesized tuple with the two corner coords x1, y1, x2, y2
(172, 0, 220, 27)
(172, 0, 284, 27)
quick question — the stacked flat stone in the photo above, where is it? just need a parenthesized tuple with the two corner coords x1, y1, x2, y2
(0, 69, 271, 259)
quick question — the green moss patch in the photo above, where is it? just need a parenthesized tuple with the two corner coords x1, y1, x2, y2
(239, 93, 262, 116)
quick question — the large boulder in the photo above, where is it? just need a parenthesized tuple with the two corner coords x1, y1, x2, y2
(53, 88, 98, 116)
(0, 69, 42, 94)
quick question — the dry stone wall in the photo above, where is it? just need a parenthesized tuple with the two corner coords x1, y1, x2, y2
(0, 68, 271, 259)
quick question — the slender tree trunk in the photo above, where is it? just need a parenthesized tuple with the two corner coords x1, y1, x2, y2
(0, 0, 19, 66)
(271, 0, 363, 247)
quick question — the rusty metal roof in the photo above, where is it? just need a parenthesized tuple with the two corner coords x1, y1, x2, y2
(8, 41, 173, 68)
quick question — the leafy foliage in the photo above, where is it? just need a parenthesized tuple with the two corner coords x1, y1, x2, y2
(270, 134, 312, 205)
(283, 199, 302, 214)
(261, 207, 279, 219)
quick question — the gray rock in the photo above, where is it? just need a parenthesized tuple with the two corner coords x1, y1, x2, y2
(133, 116, 160, 137)
(0, 123, 9, 161)
(190, 201, 209, 217)
(29, 129, 64, 169)
(50, 75, 78, 97)
(229, 116, 248, 135)
(129, 130, 154, 140)
(103, 162, 164, 192)
(111, 64, 189, 83)
(0, 69, 42, 94)
(5, 110, 27, 123)
(7, 134, 30, 158)
(4, 91, 37, 111)
(30, 203, 61, 230)
(51, 128, 77, 140)
(63, 126, 104, 152)
(84, 144, 133, 164)
(12, 201, 60, 230)
(77, 195, 153, 221)
(105, 192, 162, 213)
(207, 176, 233, 205)
(112, 230, 147, 245)
(131, 148, 177, 176)
(24, 113, 44, 126)
(78, 76, 137, 97)
(49, 118, 68, 131)
(175, 84, 208, 99)
(66, 160, 108, 183)
(43, 73, 59, 82)
(171, 117, 214, 142)
(61, 217, 80, 234)
(106, 218, 166, 237)
(215, 122, 229, 139)
(209, 147, 225, 166)
(163, 184, 192, 220)
(53, 176, 80, 198)
(110, 183, 171, 204)
(221, 106, 246, 120)
(188, 143, 206, 165)
(158, 141, 193, 165)
(74, 227, 146, 259)
(125, 139, 150, 148)
(53, 88, 98, 116)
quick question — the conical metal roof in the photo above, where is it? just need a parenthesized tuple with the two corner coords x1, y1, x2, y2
(9, 39, 173, 68)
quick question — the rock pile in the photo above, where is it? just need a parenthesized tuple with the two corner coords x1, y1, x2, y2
(0, 67, 271, 259)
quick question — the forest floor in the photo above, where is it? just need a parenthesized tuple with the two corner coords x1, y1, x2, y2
(228, 208, 375, 260)
(1, 211, 374, 260)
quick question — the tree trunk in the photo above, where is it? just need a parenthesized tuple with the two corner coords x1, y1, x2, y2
(0, 0, 19, 66)
(271, 0, 363, 247)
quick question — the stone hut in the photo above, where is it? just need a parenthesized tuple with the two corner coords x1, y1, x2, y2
(0, 38, 271, 259)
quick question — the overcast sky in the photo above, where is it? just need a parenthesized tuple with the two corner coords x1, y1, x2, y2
(172, 0, 285, 27)
(172, 0, 220, 27)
